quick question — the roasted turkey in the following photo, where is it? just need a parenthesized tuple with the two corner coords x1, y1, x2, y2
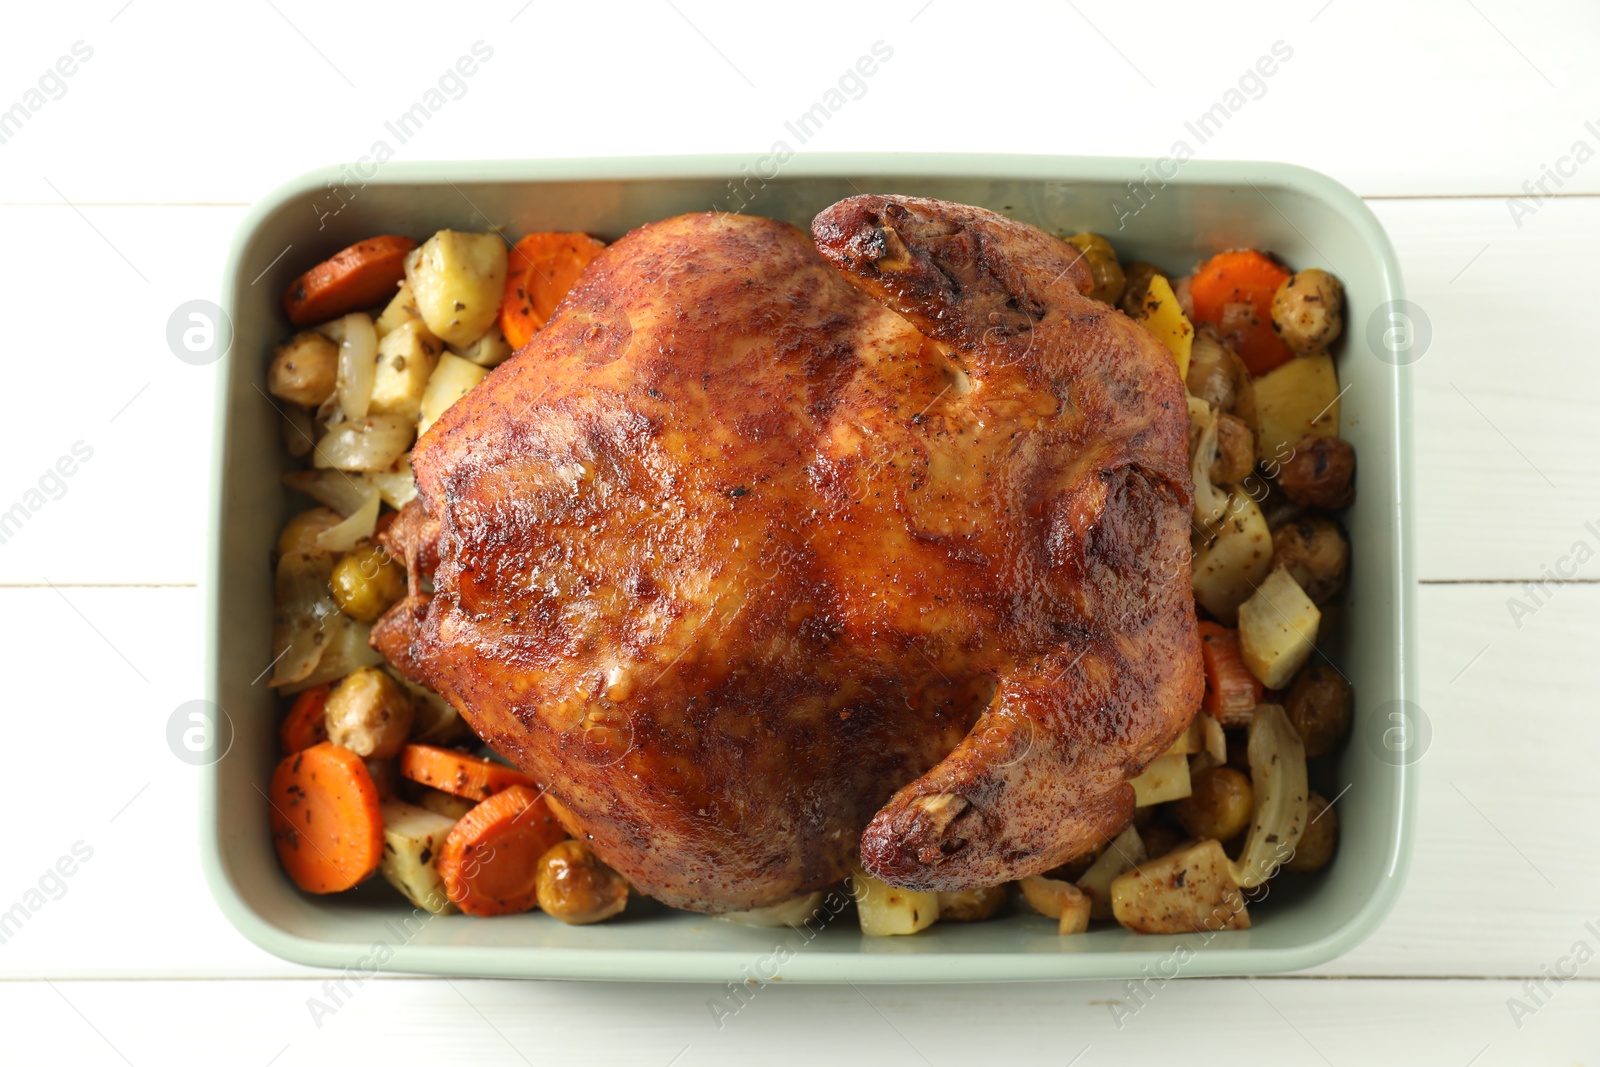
(375, 195, 1203, 912)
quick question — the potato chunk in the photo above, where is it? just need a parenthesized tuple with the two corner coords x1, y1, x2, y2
(1254, 352, 1340, 464)
(268, 331, 338, 407)
(404, 230, 508, 347)
(851, 866, 938, 936)
(1129, 752, 1192, 806)
(379, 800, 459, 915)
(1111, 839, 1250, 934)
(369, 319, 443, 419)
(324, 666, 413, 759)
(1237, 566, 1322, 689)
(1136, 274, 1194, 380)
(1192, 492, 1273, 625)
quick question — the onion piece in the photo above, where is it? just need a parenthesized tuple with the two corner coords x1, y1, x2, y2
(1229, 703, 1309, 888)
(717, 892, 827, 928)
(278, 614, 382, 695)
(282, 469, 373, 517)
(313, 414, 413, 472)
(269, 550, 340, 687)
(314, 488, 380, 552)
(1188, 396, 1229, 533)
(334, 312, 377, 421)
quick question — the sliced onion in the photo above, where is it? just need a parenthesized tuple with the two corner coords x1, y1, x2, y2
(269, 550, 339, 687)
(279, 614, 382, 694)
(313, 414, 413, 472)
(282, 469, 373, 516)
(717, 892, 826, 928)
(368, 453, 419, 509)
(335, 312, 377, 421)
(1188, 396, 1229, 532)
(1229, 703, 1309, 888)
(314, 488, 380, 552)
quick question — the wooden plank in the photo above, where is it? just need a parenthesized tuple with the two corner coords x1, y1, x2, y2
(2, 583, 1594, 980)
(1, 2, 1598, 203)
(4, 976, 1596, 1065)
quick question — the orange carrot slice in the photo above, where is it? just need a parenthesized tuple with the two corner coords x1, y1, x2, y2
(1189, 250, 1294, 376)
(268, 742, 384, 894)
(1199, 621, 1263, 726)
(279, 684, 331, 754)
(498, 233, 607, 351)
(282, 235, 417, 327)
(399, 744, 537, 801)
(437, 784, 567, 916)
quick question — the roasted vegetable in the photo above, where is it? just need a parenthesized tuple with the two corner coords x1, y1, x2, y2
(1276, 435, 1356, 510)
(1066, 232, 1127, 306)
(1074, 825, 1146, 921)
(1019, 873, 1093, 934)
(418, 352, 490, 437)
(1210, 413, 1256, 485)
(1189, 250, 1294, 375)
(313, 415, 414, 472)
(1175, 766, 1254, 842)
(1198, 622, 1263, 726)
(852, 866, 938, 936)
(1111, 839, 1250, 934)
(1238, 565, 1322, 689)
(1192, 491, 1274, 625)
(1272, 516, 1349, 605)
(277, 506, 343, 556)
(1284, 663, 1353, 758)
(437, 785, 566, 916)
(1229, 703, 1309, 887)
(268, 331, 339, 407)
(1285, 792, 1338, 873)
(1118, 261, 1167, 317)
(378, 799, 459, 914)
(1136, 274, 1194, 380)
(369, 319, 442, 419)
(936, 885, 1007, 922)
(1271, 268, 1344, 354)
(282, 235, 417, 328)
(720, 892, 827, 927)
(1130, 752, 1192, 806)
(268, 742, 385, 893)
(324, 666, 413, 759)
(405, 230, 508, 348)
(1254, 354, 1341, 464)
(330, 544, 406, 622)
(535, 839, 629, 925)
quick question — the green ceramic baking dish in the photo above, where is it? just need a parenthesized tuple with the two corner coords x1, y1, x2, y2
(203, 154, 1416, 981)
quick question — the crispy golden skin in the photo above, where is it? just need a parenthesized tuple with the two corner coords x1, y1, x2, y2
(384, 198, 1201, 910)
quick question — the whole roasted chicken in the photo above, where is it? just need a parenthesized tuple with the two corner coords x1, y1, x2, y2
(376, 196, 1203, 912)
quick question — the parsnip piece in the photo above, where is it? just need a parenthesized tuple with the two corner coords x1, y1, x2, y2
(1111, 839, 1250, 934)
(1238, 565, 1322, 689)
(1130, 751, 1192, 807)
(851, 867, 938, 936)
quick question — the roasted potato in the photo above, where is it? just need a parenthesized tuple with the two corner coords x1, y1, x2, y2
(1272, 269, 1344, 355)
(268, 331, 339, 407)
(1074, 825, 1146, 920)
(1137, 274, 1195, 380)
(1110, 839, 1249, 934)
(1066, 232, 1126, 306)
(852, 866, 938, 935)
(419, 352, 491, 437)
(369, 319, 443, 419)
(1131, 752, 1192, 806)
(1238, 566, 1322, 689)
(1254, 353, 1341, 464)
(1174, 766, 1254, 842)
(535, 839, 629, 925)
(1210, 413, 1256, 485)
(1118, 261, 1168, 317)
(1285, 792, 1338, 873)
(1276, 435, 1356, 510)
(937, 885, 1007, 922)
(1284, 663, 1353, 758)
(374, 280, 423, 339)
(1019, 874, 1093, 934)
(451, 324, 515, 368)
(1192, 491, 1274, 624)
(276, 506, 343, 556)
(1272, 516, 1349, 605)
(324, 666, 413, 759)
(404, 230, 508, 348)
(330, 544, 406, 622)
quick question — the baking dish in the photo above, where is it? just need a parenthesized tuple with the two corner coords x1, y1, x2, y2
(203, 154, 1416, 980)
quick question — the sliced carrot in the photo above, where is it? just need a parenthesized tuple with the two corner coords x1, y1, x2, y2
(1188, 250, 1294, 376)
(268, 741, 384, 894)
(279, 684, 331, 754)
(282, 235, 417, 327)
(399, 743, 538, 801)
(1198, 621, 1264, 727)
(498, 233, 607, 351)
(437, 784, 567, 916)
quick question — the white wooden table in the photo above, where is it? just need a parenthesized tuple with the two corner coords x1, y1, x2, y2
(4, 1, 1597, 1062)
